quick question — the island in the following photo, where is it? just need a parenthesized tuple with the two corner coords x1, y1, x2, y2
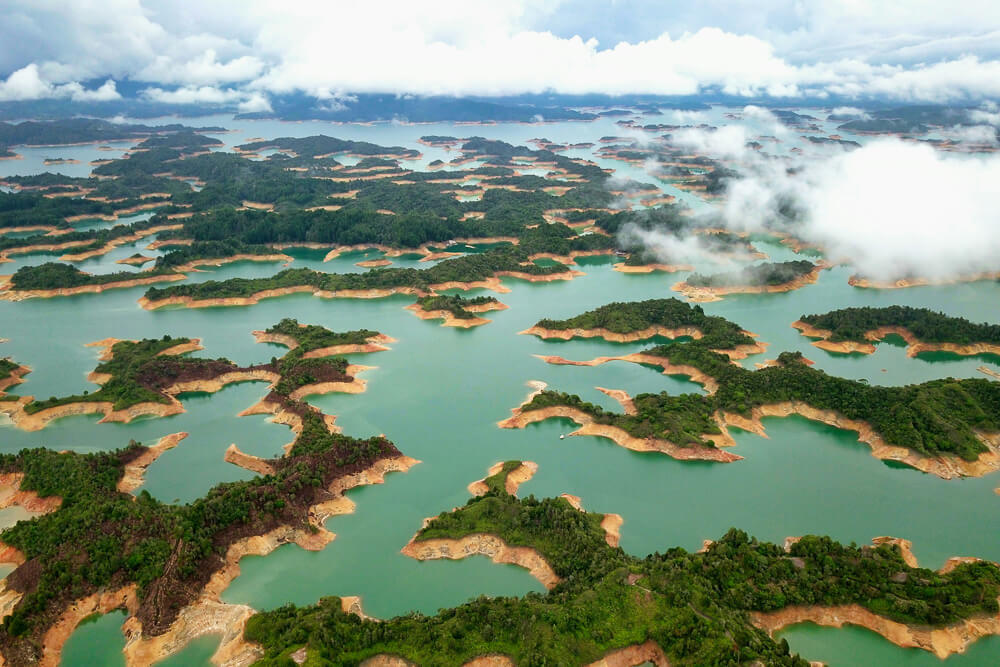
(406, 294, 508, 327)
(138, 246, 584, 310)
(242, 462, 1000, 665)
(520, 298, 766, 359)
(673, 260, 822, 302)
(793, 306, 1000, 357)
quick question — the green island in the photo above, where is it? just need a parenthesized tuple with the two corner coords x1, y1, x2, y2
(243, 462, 1000, 665)
(685, 260, 817, 288)
(412, 294, 501, 320)
(140, 245, 577, 307)
(795, 306, 1000, 357)
(261, 318, 381, 353)
(529, 297, 757, 348)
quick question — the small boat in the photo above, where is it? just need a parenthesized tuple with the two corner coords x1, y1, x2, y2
(559, 434, 565, 440)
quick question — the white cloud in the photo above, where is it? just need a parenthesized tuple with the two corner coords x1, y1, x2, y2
(0, 64, 120, 102)
(137, 50, 264, 86)
(141, 84, 271, 111)
(715, 139, 1000, 280)
(2, 1, 1000, 102)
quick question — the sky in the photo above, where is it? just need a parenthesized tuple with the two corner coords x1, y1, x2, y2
(3, 0, 1000, 109)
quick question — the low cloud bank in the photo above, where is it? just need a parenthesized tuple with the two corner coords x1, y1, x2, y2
(716, 139, 1000, 280)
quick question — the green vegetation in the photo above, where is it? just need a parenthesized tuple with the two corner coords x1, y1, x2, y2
(686, 260, 816, 288)
(21, 336, 214, 414)
(237, 136, 419, 159)
(244, 467, 1000, 666)
(414, 294, 499, 319)
(0, 191, 114, 231)
(524, 345, 1000, 460)
(7, 262, 171, 292)
(799, 306, 1000, 345)
(533, 298, 755, 348)
(0, 119, 223, 148)
(0, 321, 400, 664)
(0, 358, 19, 381)
(0, 429, 400, 664)
(143, 247, 573, 303)
(264, 318, 378, 353)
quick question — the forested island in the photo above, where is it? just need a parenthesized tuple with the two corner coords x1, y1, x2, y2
(0, 118, 224, 149)
(524, 297, 761, 352)
(243, 461, 1000, 665)
(674, 260, 821, 302)
(794, 306, 1000, 357)
(138, 245, 583, 309)
(407, 294, 506, 327)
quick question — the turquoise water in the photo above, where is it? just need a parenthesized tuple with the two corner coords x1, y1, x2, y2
(0, 113, 996, 665)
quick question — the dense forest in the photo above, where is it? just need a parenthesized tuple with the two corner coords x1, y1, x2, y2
(142, 247, 574, 303)
(0, 119, 223, 148)
(799, 306, 1000, 345)
(243, 462, 1000, 665)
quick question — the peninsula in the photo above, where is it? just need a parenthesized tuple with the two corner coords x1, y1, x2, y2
(793, 305, 1000, 358)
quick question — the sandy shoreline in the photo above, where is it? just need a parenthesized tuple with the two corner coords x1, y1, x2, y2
(672, 266, 822, 302)
(0, 272, 185, 301)
(521, 324, 705, 344)
(752, 603, 1000, 660)
(405, 301, 508, 328)
(0, 471, 63, 515)
(0, 368, 276, 432)
(402, 533, 560, 590)
(251, 330, 395, 357)
(613, 262, 693, 273)
(117, 432, 189, 494)
(848, 272, 1000, 289)
(792, 320, 1000, 358)
(523, 324, 766, 360)
(498, 404, 741, 463)
(718, 402, 1000, 479)
(139, 274, 524, 311)
(536, 352, 721, 393)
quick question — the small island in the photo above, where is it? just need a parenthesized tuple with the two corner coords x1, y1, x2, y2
(673, 260, 822, 302)
(406, 294, 508, 327)
(794, 306, 1000, 357)
(243, 468, 1000, 665)
(521, 298, 766, 359)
